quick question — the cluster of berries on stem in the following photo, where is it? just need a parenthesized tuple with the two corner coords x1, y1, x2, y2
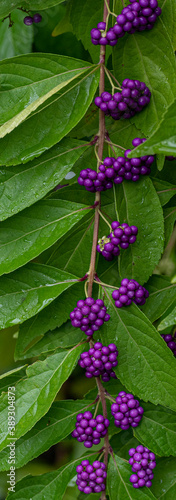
(112, 279, 149, 307)
(24, 13, 42, 25)
(78, 341, 118, 381)
(95, 79, 151, 120)
(70, 298, 110, 337)
(77, 137, 154, 193)
(72, 411, 110, 448)
(97, 220, 138, 261)
(161, 333, 176, 356)
(129, 445, 156, 488)
(91, 0, 162, 47)
(111, 391, 144, 430)
(76, 459, 107, 494)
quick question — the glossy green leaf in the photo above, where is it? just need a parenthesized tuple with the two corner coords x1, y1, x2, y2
(0, 346, 83, 451)
(0, 263, 78, 329)
(100, 288, 176, 411)
(0, 366, 27, 395)
(152, 178, 176, 206)
(158, 305, 176, 331)
(156, 154, 165, 171)
(163, 206, 176, 247)
(160, 0, 176, 50)
(110, 428, 139, 461)
(14, 282, 84, 361)
(68, 0, 103, 63)
(128, 99, 176, 157)
(0, 400, 94, 470)
(0, 138, 89, 221)
(7, 452, 96, 500)
(0, 66, 99, 165)
(17, 322, 84, 360)
(0, 11, 33, 60)
(114, 178, 164, 283)
(0, 1, 65, 20)
(151, 457, 176, 500)
(142, 275, 176, 322)
(107, 454, 156, 500)
(44, 212, 94, 276)
(0, 198, 91, 275)
(113, 22, 176, 136)
(0, 54, 91, 137)
(134, 403, 176, 456)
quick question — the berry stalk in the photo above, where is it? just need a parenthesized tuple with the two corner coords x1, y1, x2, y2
(87, 0, 109, 299)
(87, 3, 110, 499)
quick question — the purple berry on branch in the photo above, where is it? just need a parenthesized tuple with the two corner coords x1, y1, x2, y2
(95, 79, 151, 121)
(72, 411, 110, 447)
(111, 391, 144, 430)
(76, 460, 107, 493)
(112, 279, 149, 308)
(129, 445, 156, 488)
(78, 342, 118, 381)
(97, 221, 138, 261)
(161, 333, 176, 357)
(33, 13, 42, 23)
(24, 16, 33, 25)
(70, 298, 110, 337)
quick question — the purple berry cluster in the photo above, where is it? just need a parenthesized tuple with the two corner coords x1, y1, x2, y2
(77, 139, 154, 192)
(24, 13, 42, 25)
(95, 79, 151, 120)
(70, 298, 110, 337)
(72, 411, 110, 448)
(76, 459, 107, 494)
(111, 391, 144, 430)
(166, 156, 176, 160)
(91, 0, 162, 46)
(97, 221, 138, 261)
(129, 445, 156, 488)
(77, 167, 113, 192)
(112, 278, 149, 307)
(161, 333, 176, 357)
(78, 342, 118, 381)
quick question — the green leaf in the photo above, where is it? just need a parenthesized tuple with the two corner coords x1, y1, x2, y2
(0, 263, 79, 329)
(152, 178, 176, 206)
(0, 366, 27, 395)
(68, 0, 104, 64)
(0, 138, 89, 221)
(0, 66, 99, 166)
(0, 198, 91, 275)
(114, 178, 164, 283)
(16, 322, 84, 360)
(113, 23, 176, 136)
(0, 400, 94, 470)
(0, 11, 33, 60)
(156, 154, 165, 171)
(0, 346, 83, 451)
(0, 1, 65, 20)
(43, 212, 94, 276)
(128, 99, 176, 157)
(0, 54, 92, 137)
(110, 428, 139, 460)
(163, 206, 176, 247)
(14, 282, 84, 361)
(6, 452, 96, 500)
(107, 454, 156, 500)
(158, 305, 176, 331)
(134, 402, 176, 456)
(141, 275, 176, 323)
(151, 457, 176, 500)
(160, 0, 176, 50)
(100, 288, 176, 411)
